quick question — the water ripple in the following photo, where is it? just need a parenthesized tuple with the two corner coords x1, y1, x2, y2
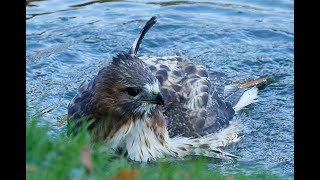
(26, 0, 294, 178)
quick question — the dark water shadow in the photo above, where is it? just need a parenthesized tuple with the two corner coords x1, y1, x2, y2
(69, 0, 124, 8)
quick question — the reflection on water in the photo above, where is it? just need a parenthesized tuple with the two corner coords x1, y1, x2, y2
(26, 0, 294, 178)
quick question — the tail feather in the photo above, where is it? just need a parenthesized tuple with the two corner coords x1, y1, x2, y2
(128, 16, 157, 55)
(239, 77, 272, 89)
(224, 77, 271, 108)
(233, 87, 258, 112)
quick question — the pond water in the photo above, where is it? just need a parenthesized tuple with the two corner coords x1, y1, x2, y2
(26, 0, 294, 178)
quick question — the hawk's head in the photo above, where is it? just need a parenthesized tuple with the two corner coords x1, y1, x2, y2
(92, 53, 164, 117)
(86, 16, 163, 120)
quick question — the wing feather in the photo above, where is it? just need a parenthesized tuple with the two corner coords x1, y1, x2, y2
(141, 55, 236, 137)
(67, 78, 95, 133)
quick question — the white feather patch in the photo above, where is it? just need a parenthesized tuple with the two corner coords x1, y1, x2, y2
(233, 87, 258, 112)
(125, 120, 171, 162)
(196, 119, 243, 148)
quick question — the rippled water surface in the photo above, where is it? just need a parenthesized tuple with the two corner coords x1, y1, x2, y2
(26, 0, 294, 178)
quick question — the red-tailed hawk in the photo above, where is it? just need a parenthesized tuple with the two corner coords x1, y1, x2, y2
(67, 16, 270, 162)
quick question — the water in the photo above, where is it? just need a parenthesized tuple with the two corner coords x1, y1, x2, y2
(26, 0, 294, 178)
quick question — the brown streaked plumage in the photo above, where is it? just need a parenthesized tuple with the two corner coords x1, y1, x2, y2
(67, 16, 271, 162)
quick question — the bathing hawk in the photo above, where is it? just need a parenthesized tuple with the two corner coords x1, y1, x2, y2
(67, 16, 270, 162)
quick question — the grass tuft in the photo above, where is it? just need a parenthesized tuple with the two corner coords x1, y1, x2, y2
(26, 118, 279, 180)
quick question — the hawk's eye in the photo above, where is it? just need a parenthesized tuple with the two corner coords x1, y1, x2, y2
(127, 87, 140, 96)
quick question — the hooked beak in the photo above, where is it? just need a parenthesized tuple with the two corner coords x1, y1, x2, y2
(139, 92, 164, 107)
(155, 93, 164, 107)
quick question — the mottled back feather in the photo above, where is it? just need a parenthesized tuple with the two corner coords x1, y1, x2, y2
(140, 55, 237, 137)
